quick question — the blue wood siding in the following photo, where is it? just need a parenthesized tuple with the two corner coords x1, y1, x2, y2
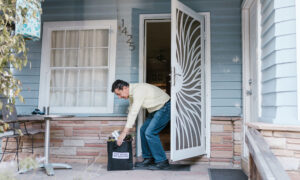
(15, 0, 243, 117)
(260, 0, 298, 124)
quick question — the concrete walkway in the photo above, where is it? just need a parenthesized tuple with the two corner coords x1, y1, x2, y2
(16, 163, 210, 180)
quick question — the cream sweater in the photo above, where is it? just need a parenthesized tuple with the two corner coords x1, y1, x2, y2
(125, 83, 170, 128)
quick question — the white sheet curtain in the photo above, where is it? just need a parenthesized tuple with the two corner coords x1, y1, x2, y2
(50, 29, 109, 107)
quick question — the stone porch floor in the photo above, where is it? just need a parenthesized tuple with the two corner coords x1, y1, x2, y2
(16, 163, 212, 180)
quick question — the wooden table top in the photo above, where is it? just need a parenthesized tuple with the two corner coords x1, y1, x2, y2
(17, 115, 74, 121)
(17, 115, 45, 121)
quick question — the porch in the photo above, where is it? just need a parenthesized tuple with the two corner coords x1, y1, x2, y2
(16, 163, 211, 180)
(3, 117, 241, 166)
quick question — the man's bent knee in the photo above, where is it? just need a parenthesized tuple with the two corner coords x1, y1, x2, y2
(145, 129, 155, 140)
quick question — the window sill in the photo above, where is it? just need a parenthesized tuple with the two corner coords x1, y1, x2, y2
(18, 116, 127, 121)
(52, 116, 127, 121)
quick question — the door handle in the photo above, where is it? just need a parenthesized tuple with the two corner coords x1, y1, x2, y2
(173, 67, 181, 86)
(246, 90, 252, 95)
(249, 79, 252, 85)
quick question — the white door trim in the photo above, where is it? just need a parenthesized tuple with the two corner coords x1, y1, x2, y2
(137, 14, 171, 157)
(257, 0, 262, 119)
(242, 0, 262, 158)
(138, 12, 211, 158)
(296, 0, 300, 122)
(242, 0, 252, 162)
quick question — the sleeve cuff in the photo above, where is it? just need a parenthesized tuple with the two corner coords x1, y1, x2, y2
(125, 122, 134, 129)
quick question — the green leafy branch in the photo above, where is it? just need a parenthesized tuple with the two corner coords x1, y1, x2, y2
(0, 0, 42, 109)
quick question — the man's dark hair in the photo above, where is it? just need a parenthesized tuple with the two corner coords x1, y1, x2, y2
(111, 79, 129, 92)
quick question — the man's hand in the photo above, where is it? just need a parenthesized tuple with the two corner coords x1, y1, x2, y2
(117, 131, 126, 146)
(117, 127, 130, 146)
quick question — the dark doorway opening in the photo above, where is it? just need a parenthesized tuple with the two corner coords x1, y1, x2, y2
(145, 21, 171, 151)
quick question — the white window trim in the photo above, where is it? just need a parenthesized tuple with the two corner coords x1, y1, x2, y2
(296, 0, 300, 122)
(39, 20, 117, 114)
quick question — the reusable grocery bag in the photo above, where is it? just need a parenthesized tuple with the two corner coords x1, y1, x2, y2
(107, 139, 133, 171)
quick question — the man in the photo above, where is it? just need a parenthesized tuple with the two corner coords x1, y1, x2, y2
(111, 79, 171, 170)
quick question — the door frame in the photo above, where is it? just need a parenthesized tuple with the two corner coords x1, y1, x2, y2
(296, 0, 300, 122)
(242, 0, 262, 158)
(138, 12, 211, 158)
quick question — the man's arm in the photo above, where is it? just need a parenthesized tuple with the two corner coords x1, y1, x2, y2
(127, 97, 133, 113)
(117, 89, 144, 146)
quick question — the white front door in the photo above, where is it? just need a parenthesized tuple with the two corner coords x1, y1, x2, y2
(242, 0, 262, 158)
(170, 0, 206, 161)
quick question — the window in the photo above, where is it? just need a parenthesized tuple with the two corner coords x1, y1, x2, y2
(39, 20, 116, 114)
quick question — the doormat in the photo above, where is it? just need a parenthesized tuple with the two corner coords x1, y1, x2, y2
(209, 169, 248, 180)
(134, 164, 190, 171)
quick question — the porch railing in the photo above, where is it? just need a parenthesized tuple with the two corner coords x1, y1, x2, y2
(245, 128, 290, 180)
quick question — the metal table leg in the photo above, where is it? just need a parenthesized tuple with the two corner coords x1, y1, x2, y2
(19, 117, 72, 175)
(44, 118, 50, 165)
(43, 118, 72, 176)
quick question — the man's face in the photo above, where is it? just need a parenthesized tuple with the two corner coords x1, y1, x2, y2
(114, 86, 129, 99)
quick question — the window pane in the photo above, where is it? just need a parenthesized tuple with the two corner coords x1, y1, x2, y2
(78, 48, 93, 67)
(66, 30, 79, 48)
(94, 69, 108, 88)
(65, 70, 78, 88)
(64, 70, 77, 106)
(65, 49, 78, 67)
(65, 88, 77, 106)
(80, 30, 93, 48)
(94, 48, 108, 66)
(47, 26, 113, 110)
(50, 70, 64, 88)
(51, 49, 64, 67)
(50, 88, 63, 106)
(52, 31, 64, 48)
(78, 88, 92, 106)
(94, 90, 107, 106)
(79, 70, 92, 87)
(95, 29, 109, 47)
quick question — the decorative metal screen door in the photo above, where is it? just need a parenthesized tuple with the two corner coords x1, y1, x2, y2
(170, 0, 206, 161)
